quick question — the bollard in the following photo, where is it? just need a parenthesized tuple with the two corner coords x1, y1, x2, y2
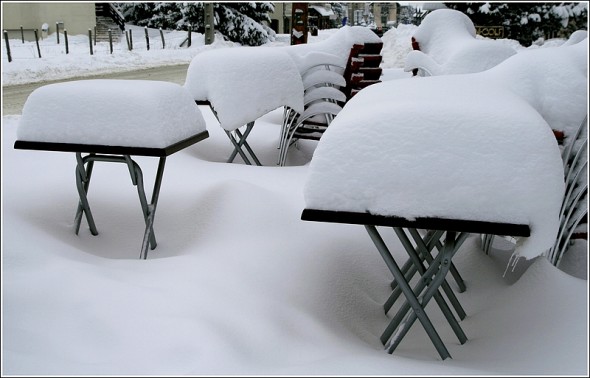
(64, 29, 69, 54)
(20, 25, 24, 43)
(108, 29, 113, 54)
(56, 22, 60, 44)
(187, 25, 192, 47)
(34, 29, 41, 58)
(94, 26, 97, 45)
(144, 27, 150, 51)
(4, 30, 12, 62)
(159, 28, 165, 49)
(88, 29, 93, 55)
(129, 29, 133, 50)
(125, 30, 131, 51)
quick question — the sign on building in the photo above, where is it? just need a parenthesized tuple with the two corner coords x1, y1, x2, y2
(475, 26, 504, 39)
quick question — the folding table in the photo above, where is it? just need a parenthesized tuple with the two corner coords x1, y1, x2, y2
(301, 209, 530, 360)
(14, 79, 209, 259)
(15, 132, 208, 259)
(184, 46, 304, 166)
(196, 100, 260, 166)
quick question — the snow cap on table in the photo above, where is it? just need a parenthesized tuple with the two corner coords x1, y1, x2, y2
(17, 79, 207, 149)
(304, 74, 565, 260)
(184, 46, 304, 131)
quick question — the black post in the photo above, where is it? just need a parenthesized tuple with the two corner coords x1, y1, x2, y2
(129, 29, 133, 50)
(64, 29, 69, 54)
(159, 28, 165, 49)
(20, 25, 24, 43)
(94, 26, 97, 45)
(125, 30, 131, 50)
(56, 22, 60, 44)
(108, 29, 113, 54)
(88, 29, 93, 55)
(144, 27, 150, 51)
(187, 25, 192, 47)
(204, 3, 215, 45)
(4, 30, 12, 62)
(34, 29, 41, 58)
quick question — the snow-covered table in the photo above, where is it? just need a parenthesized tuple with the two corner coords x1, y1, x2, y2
(301, 73, 565, 359)
(185, 46, 304, 165)
(14, 80, 209, 259)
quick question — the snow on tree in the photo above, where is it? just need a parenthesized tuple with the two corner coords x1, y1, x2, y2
(443, 2, 588, 46)
(117, 2, 276, 46)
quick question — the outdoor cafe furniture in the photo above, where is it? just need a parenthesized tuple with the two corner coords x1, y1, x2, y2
(301, 74, 565, 359)
(14, 79, 209, 259)
(277, 51, 347, 166)
(184, 46, 304, 166)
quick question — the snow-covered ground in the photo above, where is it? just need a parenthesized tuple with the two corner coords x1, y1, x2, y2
(2, 25, 588, 375)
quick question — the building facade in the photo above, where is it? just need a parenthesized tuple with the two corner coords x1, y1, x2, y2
(2, 2, 96, 40)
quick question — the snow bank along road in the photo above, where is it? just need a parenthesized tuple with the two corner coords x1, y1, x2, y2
(2, 63, 190, 115)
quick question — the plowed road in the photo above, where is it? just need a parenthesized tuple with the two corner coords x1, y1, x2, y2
(2, 63, 190, 115)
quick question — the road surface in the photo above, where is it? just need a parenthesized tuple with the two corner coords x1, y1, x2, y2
(2, 63, 190, 115)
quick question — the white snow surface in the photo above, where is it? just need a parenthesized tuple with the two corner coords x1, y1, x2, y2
(303, 75, 564, 260)
(17, 79, 206, 148)
(282, 25, 383, 68)
(184, 46, 304, 131)
(404, 9, 519, 75)
(2, 25, 588, 376)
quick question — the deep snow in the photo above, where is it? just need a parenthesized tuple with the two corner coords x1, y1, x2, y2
(2, 22, 588, 376)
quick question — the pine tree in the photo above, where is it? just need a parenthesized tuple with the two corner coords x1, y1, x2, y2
(443, 2, 588, 46)
(117, 2, 277, 46)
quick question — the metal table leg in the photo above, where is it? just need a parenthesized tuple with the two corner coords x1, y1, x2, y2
(226, 122, 262, 166)
(365, 225, 452, 360)
(71, 153, 165, 259)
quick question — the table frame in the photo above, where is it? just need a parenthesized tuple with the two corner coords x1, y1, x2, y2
(301, 208, 530, 359)
(197, 100, 261, 166)
(14, 131, 209, 259)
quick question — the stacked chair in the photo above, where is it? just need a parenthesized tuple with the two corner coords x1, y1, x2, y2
(342, 42, 384, 100)
(482, 115, 588, 267)
(278, 42, 384, 166)
(277, 53, 347, 166)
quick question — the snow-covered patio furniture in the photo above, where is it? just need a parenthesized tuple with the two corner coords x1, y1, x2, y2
(277, 30, 384, 166)
(300, 72, 565, 359)
(277, 51, 347, 166)
(478, 36, 588, 262)
(403, 9, 517, 77)
(14, 79, 209, 259)
(184, 46, 304, 166)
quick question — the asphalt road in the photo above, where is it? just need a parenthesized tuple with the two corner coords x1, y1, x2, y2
(2, 63, 190, 115)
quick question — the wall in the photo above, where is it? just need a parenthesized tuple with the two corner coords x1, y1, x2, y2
(2, 3, 96, 39)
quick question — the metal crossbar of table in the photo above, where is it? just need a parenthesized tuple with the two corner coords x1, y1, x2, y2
(197, 100, 262, 166)
(301, 209, 530, 360)
(14, 131, 209, 259)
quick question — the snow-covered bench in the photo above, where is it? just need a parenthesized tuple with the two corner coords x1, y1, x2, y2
(14, 79, 209, 259)
(300, 67, 565, 359)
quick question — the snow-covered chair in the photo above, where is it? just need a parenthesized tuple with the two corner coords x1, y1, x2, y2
(277, 51, 347, 166)
(277, 29, 385, 166)
(14, 79, 209, 259)
(300, 69, 565, 359)
(403, 9, 517, 76)
(479, 37, 588, 263)
(185, 46, 304, 166)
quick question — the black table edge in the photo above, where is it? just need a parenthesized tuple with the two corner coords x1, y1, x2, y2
(301, 208, 530, 237)
(14, 130, 209, 157)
